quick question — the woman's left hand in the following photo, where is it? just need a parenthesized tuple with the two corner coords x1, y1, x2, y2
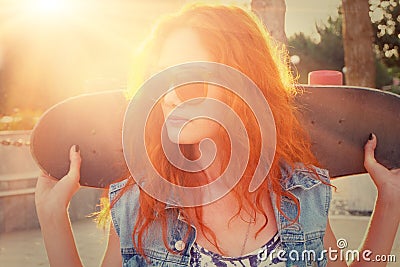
(364, 133, 400, 204)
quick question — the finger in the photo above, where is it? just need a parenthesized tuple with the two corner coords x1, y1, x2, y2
(52, 145, 82, 202)
(55, 145, 81, 189)
(364, 133, 377, 171)
(363, 133, 391, 185)
(66, 145, 81, 183)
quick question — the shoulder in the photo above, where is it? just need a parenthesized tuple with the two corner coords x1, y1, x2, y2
(277, 163, 332, 220)
(109, 177, 139, 202)
(276, 163, 332, 215)
(108, 178, 140, 237)
(279, 162, 331, 191)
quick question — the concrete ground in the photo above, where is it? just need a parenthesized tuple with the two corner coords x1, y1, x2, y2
(1, 216, 399, 266)
(0, 218, 108, 267)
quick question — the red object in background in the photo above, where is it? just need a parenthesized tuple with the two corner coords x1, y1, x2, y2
(308, 70, 343, 85)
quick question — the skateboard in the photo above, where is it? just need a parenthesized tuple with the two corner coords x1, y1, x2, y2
(295, 85, 400, 178)
(30, 86, 400, 188)
(30, 90, 129, 188)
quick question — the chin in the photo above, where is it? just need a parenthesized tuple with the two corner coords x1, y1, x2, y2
(166, 129, 200, 145)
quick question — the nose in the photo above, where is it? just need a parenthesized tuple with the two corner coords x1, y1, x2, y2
(162, 89, 181, 107)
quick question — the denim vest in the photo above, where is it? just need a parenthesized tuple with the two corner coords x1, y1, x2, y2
(109, 164, 331, 267)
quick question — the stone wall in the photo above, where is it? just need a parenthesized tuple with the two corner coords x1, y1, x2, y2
(0, 131, 103, 233)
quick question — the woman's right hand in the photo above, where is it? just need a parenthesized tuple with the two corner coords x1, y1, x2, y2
(35, 145, 82, 220)
(35, 145, 85, 267)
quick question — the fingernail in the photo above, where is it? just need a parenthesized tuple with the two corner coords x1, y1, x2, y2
(75, 145, 80, 153)
(369, 133, 373, 140)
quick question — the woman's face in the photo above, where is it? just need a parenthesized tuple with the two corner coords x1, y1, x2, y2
(157, 28, 226, 144)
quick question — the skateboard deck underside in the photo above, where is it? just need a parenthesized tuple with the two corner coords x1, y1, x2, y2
(30, 86, 400, 188)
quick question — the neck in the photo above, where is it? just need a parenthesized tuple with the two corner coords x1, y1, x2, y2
(182, 135, 227, 184)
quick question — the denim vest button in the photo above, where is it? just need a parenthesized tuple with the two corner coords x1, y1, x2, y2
(175, 240, 186, 251)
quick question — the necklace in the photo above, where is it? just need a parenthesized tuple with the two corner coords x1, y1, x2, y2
(240, 218, 252, 256)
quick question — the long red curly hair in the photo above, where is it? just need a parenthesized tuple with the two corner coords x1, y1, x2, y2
(99, 3, 324, 257)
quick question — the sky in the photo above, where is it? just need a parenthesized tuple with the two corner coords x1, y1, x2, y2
(285, 0, 342, 37)
(0, 0, 345, 112)
(199, 0, 343, 38)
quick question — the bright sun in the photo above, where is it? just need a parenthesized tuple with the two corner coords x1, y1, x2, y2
(26, 0, 72, 16)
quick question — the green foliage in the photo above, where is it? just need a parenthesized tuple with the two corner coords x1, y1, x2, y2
(288, 14, 344, 84)
(370, 0, 400, 68)
(314, 16, 345, 70)
(288, 5, 396, 89)
(387, 85, 400, 94)
(376, 58, 393, 88)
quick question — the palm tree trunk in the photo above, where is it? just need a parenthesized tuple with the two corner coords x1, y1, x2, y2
(342, 0, 376, 87)
(251, 0, 287, 45)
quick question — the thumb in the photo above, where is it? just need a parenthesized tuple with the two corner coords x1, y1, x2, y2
(55, 145, 81, 191)
(364, 133, 377, 170)
(364, 133, 386, 179)
(48, 145, 82, 208)
(67, 144, 81, 181)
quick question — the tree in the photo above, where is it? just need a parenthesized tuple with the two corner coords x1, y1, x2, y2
(342, 0, 376, 87)
(370, 0, 400, 69)
(288, 9, 392, 88)
(251, 0, 287, 45)
(288, 15, 344, 83)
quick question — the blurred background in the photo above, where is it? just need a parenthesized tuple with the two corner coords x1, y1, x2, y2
(0, 0, 399, 266)
(0, 0, 187, 130)
(0, 0, 398, 130)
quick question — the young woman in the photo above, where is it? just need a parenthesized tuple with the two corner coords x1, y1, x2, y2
(35, 3, 400, 267)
